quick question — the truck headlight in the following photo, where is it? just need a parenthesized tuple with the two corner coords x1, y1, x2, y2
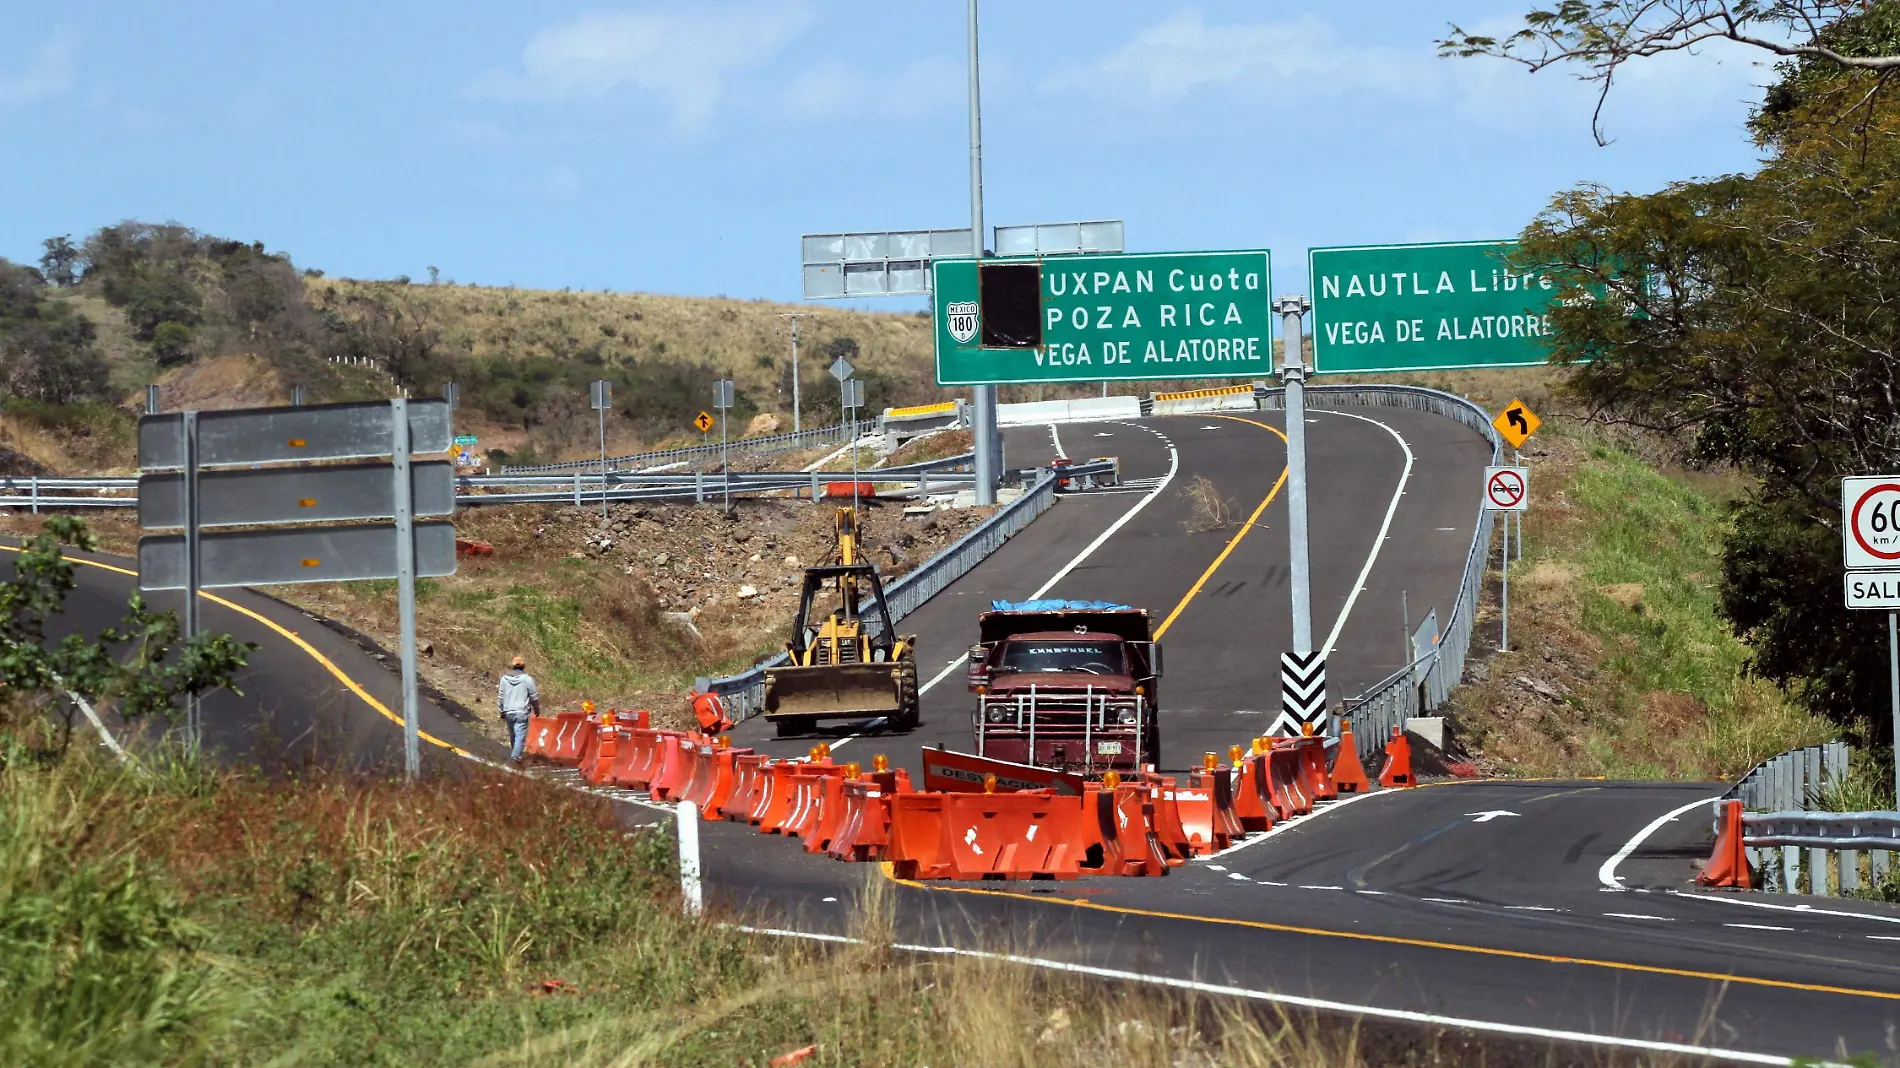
(1118, 706, 1137, 724)
(986, 707, 1007, 723)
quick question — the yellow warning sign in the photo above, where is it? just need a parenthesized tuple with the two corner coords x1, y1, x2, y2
(1492, 399, 1541, 449)
(694, 411, 715, 432)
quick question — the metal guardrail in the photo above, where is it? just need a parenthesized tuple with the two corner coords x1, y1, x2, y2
(695, 470, 1060, 722)
(502, 421, 854, 474)
(0, 453, 997, 513)
(1741, 809, 1897, 896)
(1248, 386, 1503, 760)
(1725, 740, 1850, 812)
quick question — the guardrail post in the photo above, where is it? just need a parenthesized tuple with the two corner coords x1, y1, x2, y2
(29, 477, 37, 515)
(695, 471, 705, 505)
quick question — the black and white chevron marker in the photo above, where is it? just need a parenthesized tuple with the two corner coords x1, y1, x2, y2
(1272, 651, 1327, 737)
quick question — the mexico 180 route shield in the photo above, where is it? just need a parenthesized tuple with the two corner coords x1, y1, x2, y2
(933, 250, 1272, 386)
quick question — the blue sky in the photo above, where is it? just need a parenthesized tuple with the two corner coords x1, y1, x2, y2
(1, 1, 1771, 306)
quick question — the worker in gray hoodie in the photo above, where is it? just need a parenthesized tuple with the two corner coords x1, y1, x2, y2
(497, 655, 540, 762)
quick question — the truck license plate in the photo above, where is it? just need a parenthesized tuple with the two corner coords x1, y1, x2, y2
(1097, 741, 1122, 755)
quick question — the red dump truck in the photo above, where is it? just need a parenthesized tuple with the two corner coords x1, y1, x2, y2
(966, 600, 1163, 773)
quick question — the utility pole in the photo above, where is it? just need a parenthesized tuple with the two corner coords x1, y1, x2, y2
(780, 312, 804, 434)
(1274, 295, 1314, 657)
(968, 0, 998, 506)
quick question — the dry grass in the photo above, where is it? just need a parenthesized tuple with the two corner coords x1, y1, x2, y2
(1182, 473, 1232, 533)
(1448, 417, 1832, 780)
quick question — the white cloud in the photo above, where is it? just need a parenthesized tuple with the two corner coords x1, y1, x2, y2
(468, 3, 813, 130)
(1040, 12, 1412, 105)
(0, 30, 78, 108)
(782, 56, 961, 121)
(1039, 9, 1766, 136)
(545, 165, 582, 198)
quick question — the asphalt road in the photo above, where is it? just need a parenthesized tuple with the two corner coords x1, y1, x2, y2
(21, 403, 1898, 1062)
(732, 407, 1487, 772)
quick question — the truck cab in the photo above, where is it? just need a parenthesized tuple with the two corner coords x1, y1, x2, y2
(967, 601, 1162, 773)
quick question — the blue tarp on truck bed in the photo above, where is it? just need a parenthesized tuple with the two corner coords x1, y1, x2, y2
(989, 599, 1135, 613)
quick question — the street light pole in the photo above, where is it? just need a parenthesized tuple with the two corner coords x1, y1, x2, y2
(967, 0, 998, 506)
(1274, 295, 1313, 657)
(781, 312, 803, 434)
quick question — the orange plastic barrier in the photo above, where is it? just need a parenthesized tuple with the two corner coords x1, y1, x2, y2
(526, 711, 589, 764)
(692, 691, 733, 734)
(1140, 774, 1195, 861)
(678, 741, 724, 810)
(1331, 724, 1372, 794)
(701, 747, 751, 820)
(825, 779, 890, 861)
(1092, 783, 1175, 877)
(821, 481, 877, 499)
(1287, 737, 1337, 802)
(1171, 769, 1234, 855)
(802, 772, 850, 854)
(723, 754, 769, 821)
(887, 793, 956, 879)
(751, 762, 802, 830)
(1194, 766, 1247, 847)
(1378, 727, 1415, 788)
(1232, 753, 1276, 833)
(649, 734, 699, 802)
(1262, 746, 1311, 820)
(579, 721, 621, 785)
(1696, 799, 1753, 889)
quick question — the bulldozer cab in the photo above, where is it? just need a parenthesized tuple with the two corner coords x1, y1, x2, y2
(786, 508, 898, 667)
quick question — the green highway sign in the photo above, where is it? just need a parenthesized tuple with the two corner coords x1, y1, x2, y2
(1308, 240, 1566, 374)
(453, 435, 479, 446)
(933, 250, 1273, 386)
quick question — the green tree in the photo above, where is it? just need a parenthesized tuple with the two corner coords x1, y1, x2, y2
(37, 235, 80, 287)
(1502, 7, 1900, 740)
(149, 320, 195, 366)
(0, 260, 110, 405)
(0, 517, 253, 753)
(1441, 1, 1900, 143)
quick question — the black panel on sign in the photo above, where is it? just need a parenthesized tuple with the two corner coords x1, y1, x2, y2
(979, 263, 1043, 349)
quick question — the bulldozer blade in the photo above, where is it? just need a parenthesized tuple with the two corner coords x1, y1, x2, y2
(765, 663, 902, 719)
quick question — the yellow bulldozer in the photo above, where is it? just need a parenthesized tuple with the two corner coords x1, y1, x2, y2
(762, 507, 920, 739)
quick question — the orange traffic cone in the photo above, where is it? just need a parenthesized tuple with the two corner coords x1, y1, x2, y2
(1377, 726, 1414, 788)
(1331, 723, 1371, 794)
(1695, 799, 1753, 889)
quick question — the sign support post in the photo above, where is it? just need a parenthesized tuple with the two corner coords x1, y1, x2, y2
(966, 0, 996, 507)
(1501, 511, 1510, 652)
(713, 379, 735, 512)
(1891, 611, 1899, 806)
(1273, 295, 1313, 658)
(181, 411, 201, 754)
(388, 398, 422, 780)
(1482, 464, 1531, 653)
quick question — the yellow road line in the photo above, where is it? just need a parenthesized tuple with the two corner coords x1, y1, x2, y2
(885, 873, 1900, 1003)
(0, 544, 471, 757)
(1152, 417, 1289, 640)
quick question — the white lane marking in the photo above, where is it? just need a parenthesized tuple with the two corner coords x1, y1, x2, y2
(1422, 897, 1473, 905)
(729, 926, 1796, 1068)
(1308, 409, 1414, 662)
(834, 421, 1178, 750)
(1259, 880, 1288, 887)
(1603, 912, 1672, 921)
(1047, 422, 1065, 458)
(1206, 864, 1228, 872)
(70, 687, 131, 765)
(1201, 788, 1386, 860)
(1228, 872, 1250, 881)
(1299, 884, 1344, 891)
(1598, 794, 1722, 889)
(1869, 935, 1900, 942)
(1666, 890, 1900, 927)
(1503, 905, 1560, 912)
(822, 896, 838, 903)
(1725, 923, 1795, 932)
(1355, 889, 1388, 895)
(1466, 809, 1519, 822)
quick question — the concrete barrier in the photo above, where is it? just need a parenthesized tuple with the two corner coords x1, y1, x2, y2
(996, 396, 1142, 427)
(1151, 384, 1257, 416)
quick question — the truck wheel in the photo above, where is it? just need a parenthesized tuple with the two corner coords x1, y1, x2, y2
(893, 660, 920, 731)
(775, 717, 816, 739)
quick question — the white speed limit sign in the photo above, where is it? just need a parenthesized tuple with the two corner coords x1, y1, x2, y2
(1843, 476, 1900, 569)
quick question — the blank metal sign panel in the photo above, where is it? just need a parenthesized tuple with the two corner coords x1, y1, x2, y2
(138, 462, 454, 529)
(138, 400, 452, 470)
(137, 521, 457, 590)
